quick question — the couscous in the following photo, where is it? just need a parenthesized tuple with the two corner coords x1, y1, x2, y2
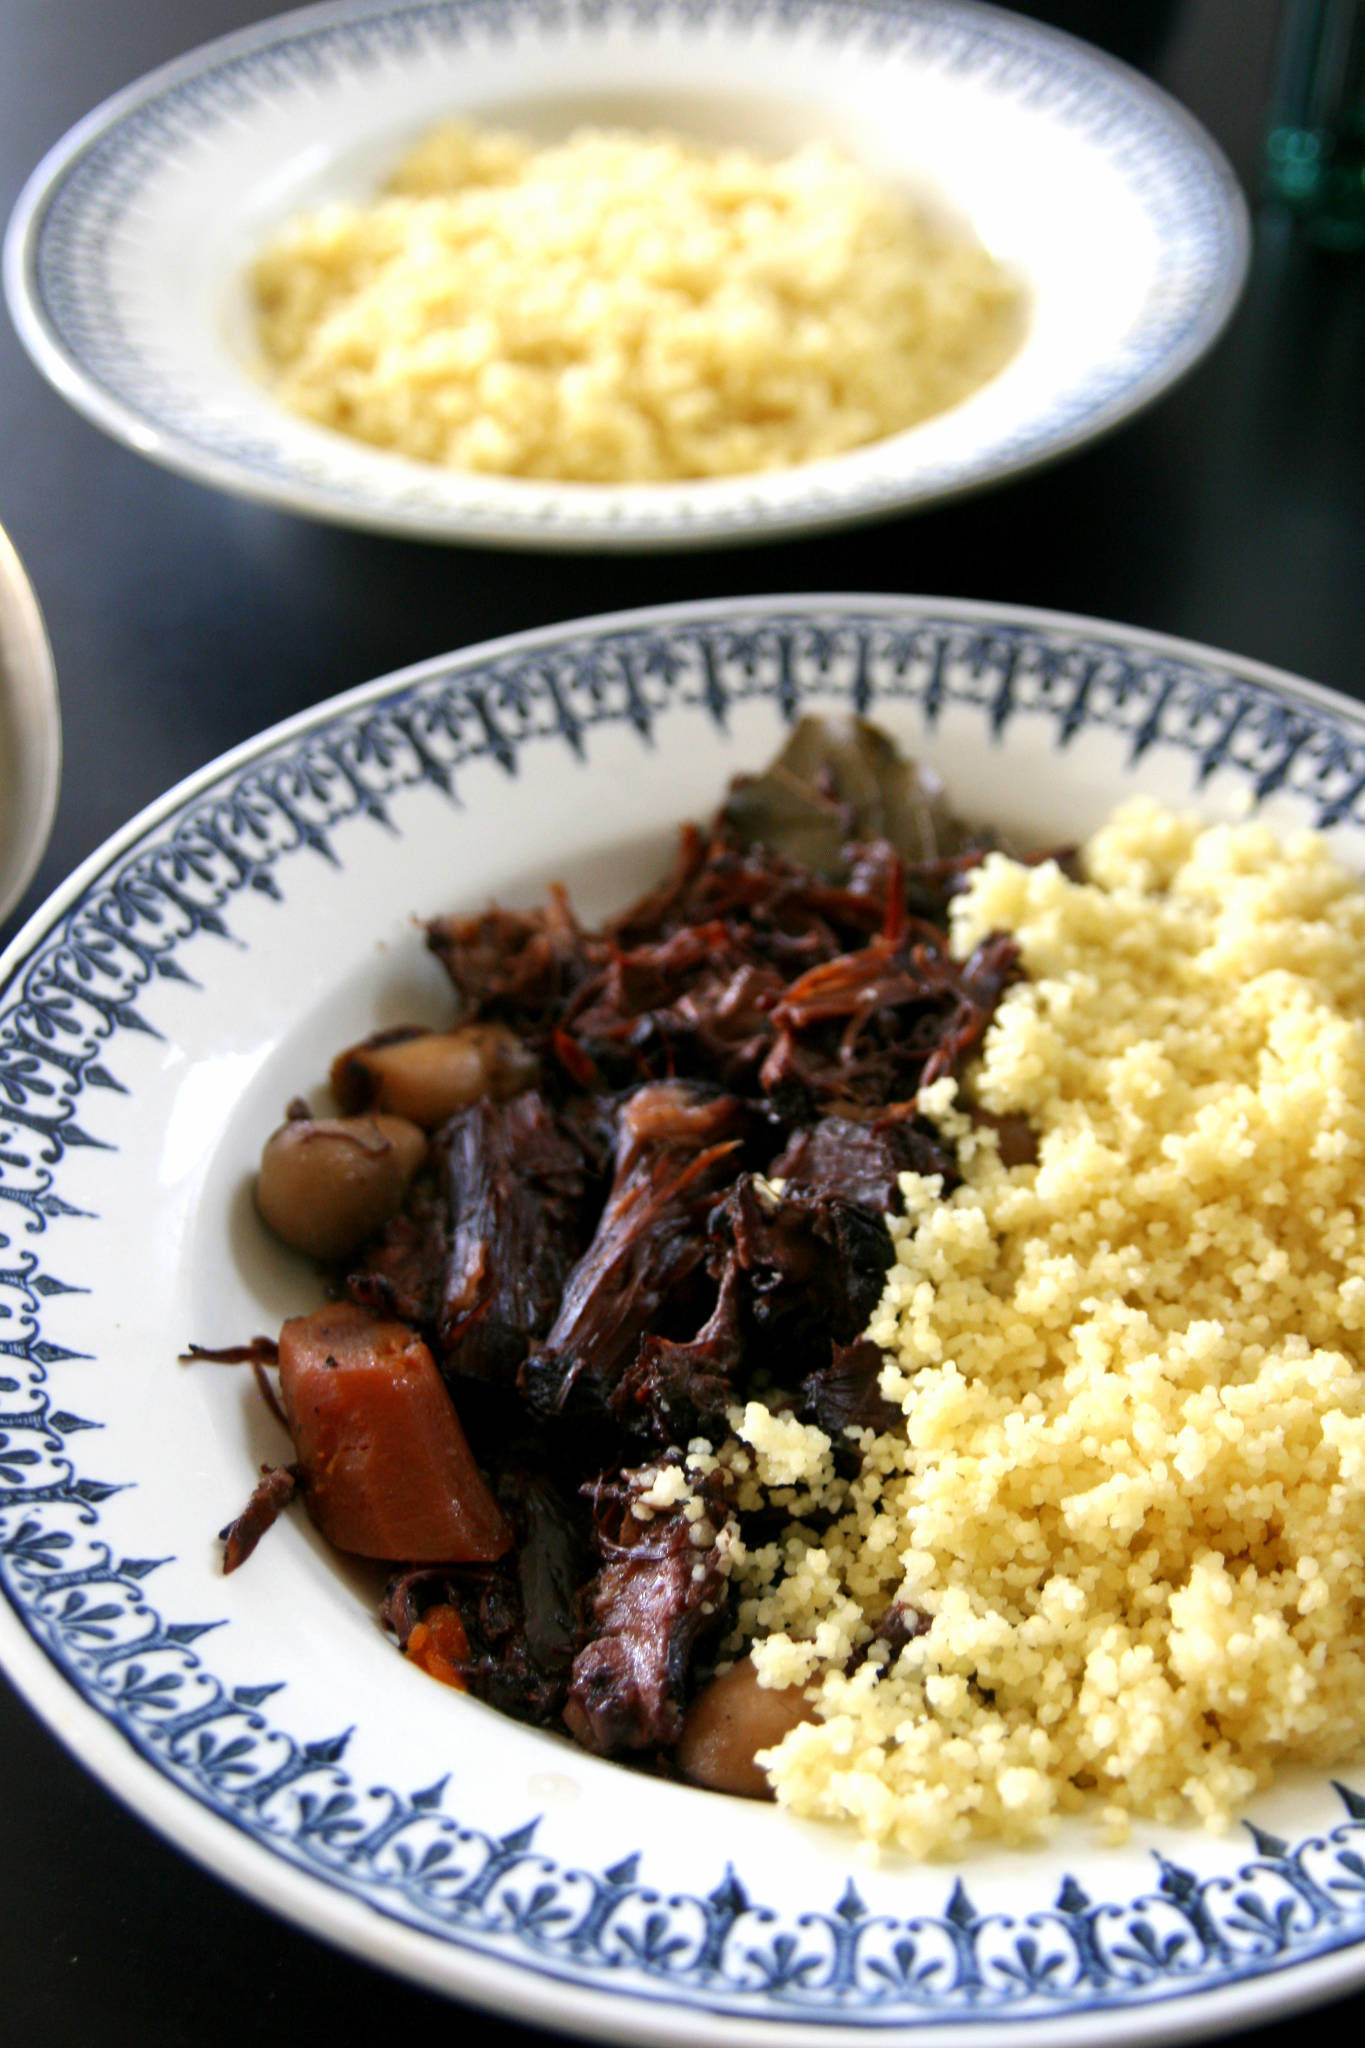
(717, 797, 1365, 1855)
(251, 123, 1021, 481)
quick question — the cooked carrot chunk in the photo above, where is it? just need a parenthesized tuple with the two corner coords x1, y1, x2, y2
(405, 1605, 471, 1689)
(276, 1302, 512, 1562)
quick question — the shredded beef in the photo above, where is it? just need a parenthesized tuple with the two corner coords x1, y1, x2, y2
(609, 1259, 746, 1446)
(426, 890, 604, 1034)
(221, 1464, 298, 1574)
(769, 1108, 959, 1215)
(563, 1462, 732, 1755)
(344, 1169, 448, 1332)
(437, 1090, 596, 1389)
(519, 1081, 748, 1423)
(381, 1466, 590, 1725)
(849, 1598, 932, 1672)
(230, 720, 1031, 1785)
(759, 925, 1021, 1110)
(710, 1173, 893, 1383)
(565, 923, 789, 1091)
(970, 1108, 1040, 1168)
(803, 1337, 904, 1438)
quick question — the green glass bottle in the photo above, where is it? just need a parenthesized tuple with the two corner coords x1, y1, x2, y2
(1264, 0, 1365, 249)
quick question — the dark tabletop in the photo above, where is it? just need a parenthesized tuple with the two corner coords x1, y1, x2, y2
(2, 1, 1364, 2042)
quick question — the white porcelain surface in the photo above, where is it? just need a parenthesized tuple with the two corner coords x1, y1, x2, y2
(4, 0, 1248, 549)
(0, 523, 61, 924)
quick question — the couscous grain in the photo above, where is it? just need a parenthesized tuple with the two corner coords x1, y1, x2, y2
(251, 122, 1021, 482)
(724, 798, 1365, 1856)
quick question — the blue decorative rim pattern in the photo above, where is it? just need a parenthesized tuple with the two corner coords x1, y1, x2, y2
(4, 598, 1365, 2034)
(3, 0, 1250, 547)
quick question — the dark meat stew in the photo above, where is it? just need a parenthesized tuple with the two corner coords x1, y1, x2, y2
(206, 717, 1031, 1796)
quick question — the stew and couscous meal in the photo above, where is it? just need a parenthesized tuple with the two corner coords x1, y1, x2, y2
(202, 718, 1365, 1858)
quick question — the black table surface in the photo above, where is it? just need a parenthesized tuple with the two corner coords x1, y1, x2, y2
(3, 1, 1364, 2042)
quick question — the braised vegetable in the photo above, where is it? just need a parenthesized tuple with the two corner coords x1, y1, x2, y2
(256, 1111, 426, 1260)
(721, 712, 972, 876)
(403, 1604, 471, 1689)
(276, 1302, 511, 1562)
(330, 1022, 536, 1127)
(676, 1658, 817, 1798)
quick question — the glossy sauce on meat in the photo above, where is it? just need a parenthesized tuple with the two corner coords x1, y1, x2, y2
(225, 717, 1035, 1791)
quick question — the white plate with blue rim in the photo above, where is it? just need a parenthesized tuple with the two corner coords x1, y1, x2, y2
(4, 592, 1365, 2046)
(3, 0, 1247, 552)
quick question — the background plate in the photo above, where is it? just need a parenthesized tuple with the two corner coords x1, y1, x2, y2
(4, 0, 1248, 550)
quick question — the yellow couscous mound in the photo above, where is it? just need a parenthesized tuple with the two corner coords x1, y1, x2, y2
(252, 123, 1020, 482)
(722, 797, 1365, 1857)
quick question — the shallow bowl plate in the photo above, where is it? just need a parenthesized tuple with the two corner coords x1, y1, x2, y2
(4, 594, 1365, 2047)
(4, 0, 1247, 551)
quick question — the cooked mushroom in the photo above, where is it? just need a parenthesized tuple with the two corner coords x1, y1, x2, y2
(676, 1656, 816, 1798)
(330, 1022, 536, 1128)
(256, 1113, 426, 1261)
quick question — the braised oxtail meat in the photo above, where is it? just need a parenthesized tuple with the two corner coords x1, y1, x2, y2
(609, 1258, 746, 1445)
(710, 1174, 893, 1383)
(383, 1466, 592, 1724)
(226, 716, 1034, 1792)
(632, 837, 890, 961)
(970, 1108, 1040, 1169)
(563, 1462, 733, 1755)
(759, 925, 1021, 1109)
(519, 1081, 748, 1423)
(803, 1336, 904, 1438)
(564, 921, 789, 1090)
(346, 1170, 449, 1332)
(769, 1109, 959, 1216)
(426, 891, 605, 1034)
(502, 1467, 592, 1687)
(599, 820, 712, 947)
(437, 1567, 546, 1718)
(923, 931, 1022, 1088)
(899, 847, 996, 925)
(846, 1598, 933, 1674)
(437, 1090, 595, 1389)
(556, 785, 1009, 1098)
(381, 1565, 454, 1647)
(627, 956, 787, 1090)
(221, 1464, 299, 1574)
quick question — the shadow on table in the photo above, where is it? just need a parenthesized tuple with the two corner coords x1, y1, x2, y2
(1012, 0, 1183, 74)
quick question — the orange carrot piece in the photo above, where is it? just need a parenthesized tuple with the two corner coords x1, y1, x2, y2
(405, 1605, 471, 1689)
(276, 1302, 512, 1563)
